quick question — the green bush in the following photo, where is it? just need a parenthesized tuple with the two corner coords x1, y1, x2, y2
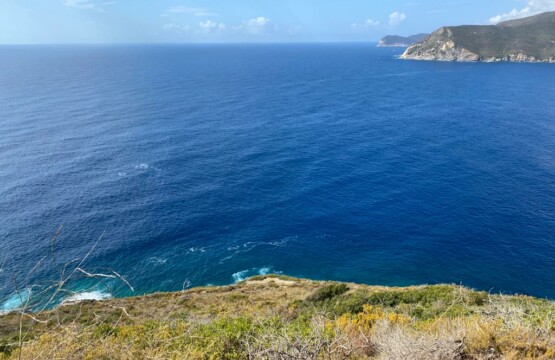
(365, 286, 456, 307)
(327, 286, 458, 316)
(329, 290, 369, 315)
(307, 283, 349, 303)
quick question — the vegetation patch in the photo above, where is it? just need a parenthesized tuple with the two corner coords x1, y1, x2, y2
(307, 283, 350, 303)
(1, 277, 554, 359)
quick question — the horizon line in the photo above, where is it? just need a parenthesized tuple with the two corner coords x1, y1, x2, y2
(0, 40, 383, 46)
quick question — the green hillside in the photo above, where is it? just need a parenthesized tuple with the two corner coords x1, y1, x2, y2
(378, 34, 429, 47)
(402, 11, 555, 62)
(1, 275, 554, 359)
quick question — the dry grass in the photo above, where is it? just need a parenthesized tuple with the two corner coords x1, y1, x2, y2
(1, 275, 554, 360)
(0, 229, 553, 360)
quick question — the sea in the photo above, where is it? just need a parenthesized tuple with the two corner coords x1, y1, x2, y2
(1, 44, 554, 311)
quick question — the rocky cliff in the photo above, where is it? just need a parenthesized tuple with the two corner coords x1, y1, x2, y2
(402, 11, 555, 63)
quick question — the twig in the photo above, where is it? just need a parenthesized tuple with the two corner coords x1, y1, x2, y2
(50, 225, 64, 267)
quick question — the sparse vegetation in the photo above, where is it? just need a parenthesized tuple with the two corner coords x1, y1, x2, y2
(1, 275, 554, 359)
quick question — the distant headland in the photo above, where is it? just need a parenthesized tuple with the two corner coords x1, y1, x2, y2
(401, 11, 555, 63)
(377, 34, 429, 47)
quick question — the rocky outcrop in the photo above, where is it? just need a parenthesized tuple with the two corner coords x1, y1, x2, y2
(401, 11, 555, 63)
(401, 28, 481, 61)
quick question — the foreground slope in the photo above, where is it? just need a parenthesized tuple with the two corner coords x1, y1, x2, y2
(1, 275, 554, 359)
(402, 11, 555, 62)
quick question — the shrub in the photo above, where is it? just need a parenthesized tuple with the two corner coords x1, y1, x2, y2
(365, 286, 456, 307)
(467, 291, 488, 306)
(329, 290, 370, 315)
(307, 283, 349, 303)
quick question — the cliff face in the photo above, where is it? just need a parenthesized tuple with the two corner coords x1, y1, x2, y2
(401, 28, 481, 61)
(401, 11, 555, 63)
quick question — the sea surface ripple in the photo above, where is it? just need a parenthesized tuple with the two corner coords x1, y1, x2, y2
(0, 44, 554, 308)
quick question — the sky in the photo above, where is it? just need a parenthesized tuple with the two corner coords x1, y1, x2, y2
(0, 0, 555, 44)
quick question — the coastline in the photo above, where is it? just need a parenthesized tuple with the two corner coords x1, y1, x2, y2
(1, 275, 554, 359)
(2, 270, 553, 315)
(400, 54, 555, 63)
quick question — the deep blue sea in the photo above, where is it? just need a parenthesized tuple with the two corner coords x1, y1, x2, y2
(1, 44, 555, 310)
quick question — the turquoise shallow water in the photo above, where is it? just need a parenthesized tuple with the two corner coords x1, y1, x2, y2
(1, 44, 555, 310)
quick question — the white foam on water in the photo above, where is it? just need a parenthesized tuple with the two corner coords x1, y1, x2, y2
(232, 270, 250, 283)
(241, 238, 291, 252)
(232, 267, 274, 283)
(182, 279, 192, 289)
(147, 257, 168, 266)
(63, 291, 111, 304)
(222, 238, 292, 265)
(135, 163, 149, 170)
(0, 289, 31, 314)
(219, 255, 234, 264)
(268, 239, 289, 247)
(258, 267, 271, 275)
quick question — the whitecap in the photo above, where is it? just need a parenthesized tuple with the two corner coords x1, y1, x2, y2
(222, 239, 291, 264)
(268, 239, 289, 247)
(146, 257, 168, 266)
(241, 238, 290, 251)
(219, 255, 234, 264)
(135, 163, 149, 170)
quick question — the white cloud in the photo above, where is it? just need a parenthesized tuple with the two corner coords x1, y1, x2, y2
(238, 17, 276, 34)
(351, 19, 381, 31)
(388, 12, 407, 26)
(163, 23, 190, 33)
(199, 20, 226, 33)
(489, 0, 555, 23)
(167, 6, 217, 17)
(63, 0, 112, 12)
(163, 14, 279, 37)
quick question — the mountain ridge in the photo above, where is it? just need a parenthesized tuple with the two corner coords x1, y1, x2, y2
(378, 33, 429, 47)
(401, 11, 555, 62)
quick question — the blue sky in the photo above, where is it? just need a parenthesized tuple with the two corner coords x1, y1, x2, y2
(1, 0, 554, 44)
